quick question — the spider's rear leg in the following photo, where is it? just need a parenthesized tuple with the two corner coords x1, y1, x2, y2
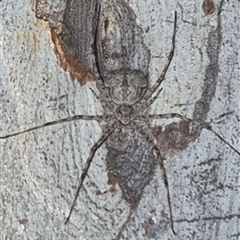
(132, 122, 176, 235)
(115, 208, 136, 240)
(152, 146, 176, 235)
(65, 123, 117, 224)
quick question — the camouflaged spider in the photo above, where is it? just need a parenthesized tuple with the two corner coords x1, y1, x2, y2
(1, 6, 239, 237)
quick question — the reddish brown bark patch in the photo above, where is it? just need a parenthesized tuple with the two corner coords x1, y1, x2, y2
(156, 121, 201, 158)
(35, 0, 98, 85)
(51, 30, 93, 85)
(141, 219, 151, 234)
(19, 218, 28, 225)
(202, 0, 215, 15)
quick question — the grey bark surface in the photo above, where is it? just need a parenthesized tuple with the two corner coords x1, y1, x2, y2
(1, 0, 240, 240)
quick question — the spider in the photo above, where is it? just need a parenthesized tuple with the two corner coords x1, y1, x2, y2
(1, 4, 239, 238)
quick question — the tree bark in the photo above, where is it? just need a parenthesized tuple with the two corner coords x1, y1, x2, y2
(1, 0, 239, 239)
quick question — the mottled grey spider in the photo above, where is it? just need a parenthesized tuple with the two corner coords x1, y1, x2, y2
(1, 5, 239, 238)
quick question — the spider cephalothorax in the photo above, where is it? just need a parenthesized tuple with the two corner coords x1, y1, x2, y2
(115, 105, 135, 125)
(105, 69, 148, 105)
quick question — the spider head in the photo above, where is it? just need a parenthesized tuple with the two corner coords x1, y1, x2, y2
(116, 105, 135, 125)
(105, 69, 147, 105)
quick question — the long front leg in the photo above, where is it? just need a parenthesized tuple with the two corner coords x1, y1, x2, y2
(142, 11, 177, 104)
(65, 123, 117, 223)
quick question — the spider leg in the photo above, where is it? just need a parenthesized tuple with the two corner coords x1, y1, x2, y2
(92, 3, 115, 108)
(149, 113, 193, 122)
(137, 88, 163, 109)
(0, 115, 105, 139)
(142, 11, 177, 103)
(65, 123, 117, 224)
(132, 122, 176, 235)
(205, 126, 240, 156)
(153, 146, 176, 235)
(115, 208, 135, 240)
(94, 3, 108, 82)
(148, 113, 240, 156)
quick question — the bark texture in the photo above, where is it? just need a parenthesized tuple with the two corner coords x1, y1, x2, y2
(0, 0, 239, 239)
